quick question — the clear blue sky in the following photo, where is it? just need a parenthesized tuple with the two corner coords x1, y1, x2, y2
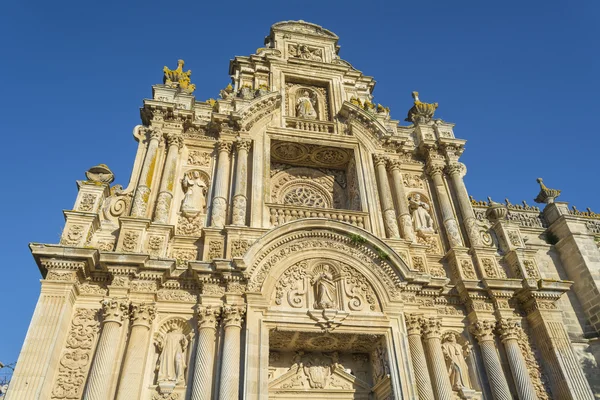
(1, 1, 599, 365)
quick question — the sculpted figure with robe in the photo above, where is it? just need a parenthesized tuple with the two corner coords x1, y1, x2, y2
(181, 171, 207, 216)
(156, 331, 188, 385)
(409, 193, 435, 235)
(296, 91, 317, 120)
(313, 265, 336, 309)
(441, 333, 471, 391)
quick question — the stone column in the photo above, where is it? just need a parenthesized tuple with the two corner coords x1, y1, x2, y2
(218, 305, 246, 400)
(446, 162, 482, 247)
(470, 320, 512, 400)
(421, 317, 453, 400)
(405, 314, 434, 400)
(83, 298, 130, 400)
(115, 303, 156, 400)
(131, 127, 162, 217)
(231, 138, 252, 226)
(387, 159, 416, 241)
(191, 306, 221, 400)
(373, 155, 400, 238)
(154, 132, 183, 223)
(497, 320, 537, 400)
(210, 140, 232, 228)
(426, 162, 463, 248)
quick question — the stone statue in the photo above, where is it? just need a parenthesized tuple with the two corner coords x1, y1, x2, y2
(441, 333, 471, 391)
(181, 171, 207, 216)
(296, 91, 317, 120)
(313, 265, 336, 309)
(156, 331, 188, 386)
(409, 194, 435, 235)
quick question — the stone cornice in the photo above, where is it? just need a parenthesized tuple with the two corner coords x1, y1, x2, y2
(30, 243, 98, 278)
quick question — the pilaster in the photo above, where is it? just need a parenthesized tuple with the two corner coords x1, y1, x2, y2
(373, 154, 400, 238)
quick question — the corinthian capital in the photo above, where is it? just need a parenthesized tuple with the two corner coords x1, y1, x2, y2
(217, 140, 233, 153)
(421, 316, 442, 339)
(197, 305, 221, 330)
(146, 126, 163, 141)
(405, 314, 425, 335)
(425, 162, 444, 178)
(445, 162, 466, 178)
(166, 132, 184, 149)
(235, 138, 252, 153)
(130, 302, 157, 327)
(373, 154, 389, 167)
(470, 320, 496, 342)
(496, 319, 522, 342)
(386, 158, 402, 172)
(101, 298, 130, 324)
(222, 304, 247, 328)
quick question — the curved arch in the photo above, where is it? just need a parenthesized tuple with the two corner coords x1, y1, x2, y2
(339, 102, 393, 149)
(153, 316, 194, 348)
(243, 219, 424, 306)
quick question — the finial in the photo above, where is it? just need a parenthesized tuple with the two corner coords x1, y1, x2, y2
(85, 164, 114, 184)
(163, 59, 196, 94)
(534, 178, 561, 204)
(406, 91, 438, 125)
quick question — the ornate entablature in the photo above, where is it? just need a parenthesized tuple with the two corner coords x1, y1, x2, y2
(11, 20, 600, 400)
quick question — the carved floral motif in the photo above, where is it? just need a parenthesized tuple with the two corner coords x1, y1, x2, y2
(78, 193, 97, 212)
(61, 225, 85, 246)
(51, 308, 99, 399)
(122, 231, 139, 253)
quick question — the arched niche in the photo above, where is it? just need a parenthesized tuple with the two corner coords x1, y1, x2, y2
(243, 219, 420, 309)
(286, 84, 328, 121)
(152, 317, 194, 391)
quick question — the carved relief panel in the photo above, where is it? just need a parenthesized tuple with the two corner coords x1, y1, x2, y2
(272, 259, 380, 313)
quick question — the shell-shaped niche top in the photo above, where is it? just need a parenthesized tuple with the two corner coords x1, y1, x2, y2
(85, 164, 114, 184)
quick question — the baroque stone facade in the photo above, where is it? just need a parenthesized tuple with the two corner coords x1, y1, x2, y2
(7, 20, 600, 400)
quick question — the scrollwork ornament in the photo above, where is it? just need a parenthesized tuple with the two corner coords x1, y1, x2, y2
(78, 193, 97, 212)
(51, 308, 99, 399)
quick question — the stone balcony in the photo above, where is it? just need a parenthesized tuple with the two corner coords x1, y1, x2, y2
(267, 203, 370, 230)
(285, 116, 335, 133)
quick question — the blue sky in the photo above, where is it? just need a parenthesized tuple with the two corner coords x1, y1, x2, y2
(1, 0, 599, 365)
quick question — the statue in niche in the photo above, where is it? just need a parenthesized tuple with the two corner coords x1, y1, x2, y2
(409, 193, 435, 235)
(181, 171, 207, 216)
(156, 330, 188, 386)
(296, 90, 318, 120)
(313, 265, 336, 309)
(441, 333, 471, 391)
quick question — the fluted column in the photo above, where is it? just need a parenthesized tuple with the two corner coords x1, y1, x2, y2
(218, 305, 246, 400)
(387, 159, 416, 241)
(154, 132, 183, 223)
(421, 317, 453, 400)
(191, 306, 221, 400)
(471, 320, 512, 400)
(83, 298, 130, 400)
(373, 155, 400, 238)
(131, 127, 162, 217)
(497, 320, 538, 400)
(231, 138, 252, 226)
(211, 140, 232, 228)
(406, 314, 435, 400)
(115, 303, 156, 400)
(426, 162, 463, 248)
(446, 162, 482, 247)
